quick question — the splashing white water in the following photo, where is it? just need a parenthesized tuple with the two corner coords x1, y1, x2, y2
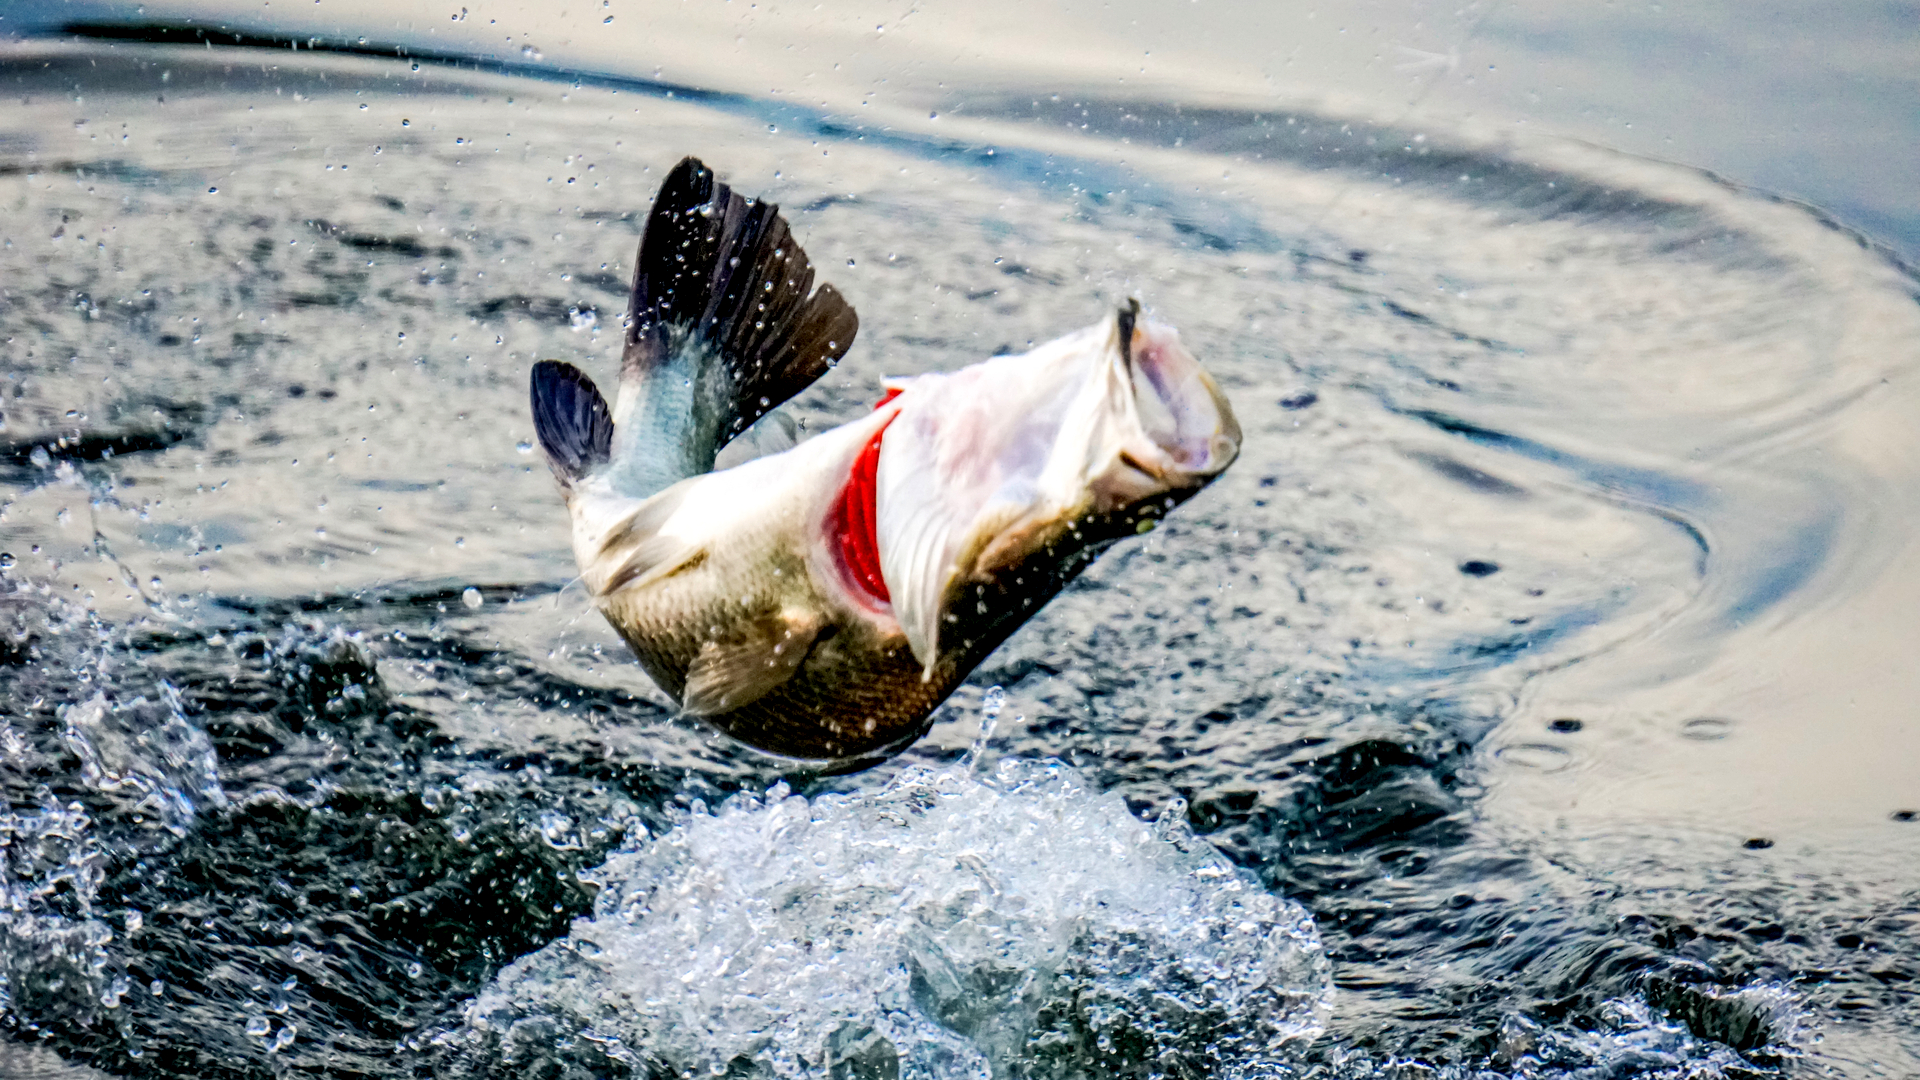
(61, 688, 227, 832)
(462, 756, 1331, 1078)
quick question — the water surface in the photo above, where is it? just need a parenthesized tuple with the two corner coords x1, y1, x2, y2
(1, 42, 1918, 1079)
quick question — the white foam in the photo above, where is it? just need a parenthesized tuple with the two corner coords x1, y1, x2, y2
(463, 756, 1331, 1077)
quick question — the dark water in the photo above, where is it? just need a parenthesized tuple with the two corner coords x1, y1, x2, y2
(2, 42, 1918, 1079)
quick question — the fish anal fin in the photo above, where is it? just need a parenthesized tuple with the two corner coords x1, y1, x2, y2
(599, 540, 707, 597)
(681, 608, 826, 716)
(583, 484, 704, 597)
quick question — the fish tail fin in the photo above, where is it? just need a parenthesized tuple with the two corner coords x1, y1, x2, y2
(529, 360, 614, 491)
(622, 155, 859, 455)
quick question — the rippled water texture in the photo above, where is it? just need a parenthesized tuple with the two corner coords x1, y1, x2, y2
(2, 44, 1918, 1079)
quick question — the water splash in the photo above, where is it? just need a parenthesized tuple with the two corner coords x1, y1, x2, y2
(61, 688, 226, 833)
(0, 797, 114, 1028)
(458, 756, 1331, 1078)
(960, 684, 1007, 774)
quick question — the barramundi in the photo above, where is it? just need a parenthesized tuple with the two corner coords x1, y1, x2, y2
(530, 157, 1239, 768)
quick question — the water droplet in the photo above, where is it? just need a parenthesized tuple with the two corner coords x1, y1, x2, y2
(245, 1015, 271, 1037)
(206, 186, 218, 194)
(0, 553, 14, 570)
(981, 685, 1006, 719)
(100, 975, 131, 1008)
(406, 961, 423, 979)
(462, 587, 483, 609)
(516, 440, 534, 455)
(539, 809, 578, 848)
(961, 687, 1007, 773)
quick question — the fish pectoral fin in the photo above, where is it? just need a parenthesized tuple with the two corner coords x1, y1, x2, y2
(878, 495, 962, 682)
(680, 608, 826, 716)
(882, 496, 1026, 683)
(876, 411, 1031, 682)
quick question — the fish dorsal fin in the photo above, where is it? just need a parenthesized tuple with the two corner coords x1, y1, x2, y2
(681, 608, 826, 716)
(621, 157, 860, 463)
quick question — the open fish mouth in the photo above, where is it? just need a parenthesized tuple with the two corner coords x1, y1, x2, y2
(1104, 299, 1242, 499)
(874, 301, 1242, 675)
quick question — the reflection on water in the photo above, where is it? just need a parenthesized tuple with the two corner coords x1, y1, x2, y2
(1, 42, 1917, 1079)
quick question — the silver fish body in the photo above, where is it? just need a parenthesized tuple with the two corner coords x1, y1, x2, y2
(531, 157, 1239, 768)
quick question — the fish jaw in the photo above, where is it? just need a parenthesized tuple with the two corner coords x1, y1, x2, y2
(876, 308, 1241, 674)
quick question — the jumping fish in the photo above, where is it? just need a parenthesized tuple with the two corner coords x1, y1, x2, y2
(530, 157, 1239, 768)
